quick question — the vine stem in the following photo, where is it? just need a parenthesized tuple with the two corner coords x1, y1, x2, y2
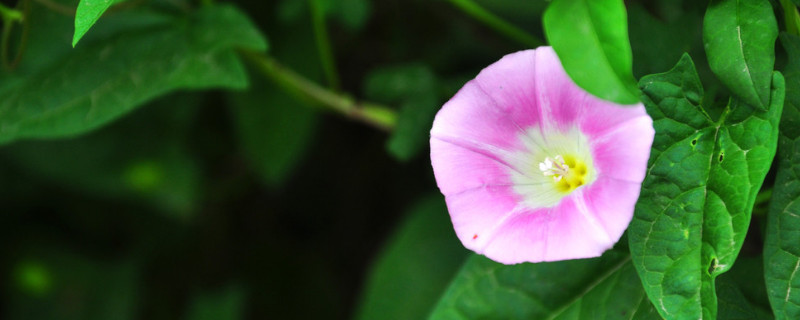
(309, 0, 340, 90)
(446, 0, 543, 48)
(240, 50, 397, 131)
(1, 0, 29, 70)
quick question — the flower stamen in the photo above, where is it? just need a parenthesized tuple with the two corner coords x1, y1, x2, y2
(539, 155, 569, 181)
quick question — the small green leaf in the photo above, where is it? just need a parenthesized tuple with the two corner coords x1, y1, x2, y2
(764, 33, 800, 320)
(72, 0, 127, 47)
(354, 196, 468, 320)
(13, 261, 52, 297)
(430, 251, 660, 319)
(0, 4, 267, 145)
(629, 54, 784, 319)
(325, 0, 371, 31)
(228, 76, 318, 187)
(703, 0, 778, 110)
(186, 285, 245, 320)
(543, 0, 640, 105)
(363, 64, 439, 161)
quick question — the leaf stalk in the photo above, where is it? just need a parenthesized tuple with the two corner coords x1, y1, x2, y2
(240, 50, 396, 131)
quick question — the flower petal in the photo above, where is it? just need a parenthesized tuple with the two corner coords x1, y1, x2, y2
(532, 47, 650, 134)
(581, 177, 644, 241)
(431, 50, 546, 151)
(430, 137, 516, 196)
(480, 193, 615, 264)
(442, 185, 520, 253)
(590, 115, 654, 183)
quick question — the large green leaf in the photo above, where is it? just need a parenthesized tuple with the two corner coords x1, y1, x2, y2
(629, 54, 784, 319)
(0, 3, 267, 145)
(543, 0, 640, 105)
(764, 33, 800, 320)
(429, 251, 660, 319)
(73, 0, 127, 47)
(719, 255, 773, 314)
(354, 196, 468, 320)
(703, 0, 777, 110)
(628, 3, 699, 78)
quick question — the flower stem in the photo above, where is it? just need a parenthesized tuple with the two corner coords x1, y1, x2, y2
(446, 0, 542, 48)
(240, 50, 396, 131)
(1, 0, 29, 71)
(755, 188, 772, 207)
(780, 0, 800, 36)
(309, 0, 340, 91)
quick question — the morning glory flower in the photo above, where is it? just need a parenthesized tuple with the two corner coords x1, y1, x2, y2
(430, 47, 654, 264)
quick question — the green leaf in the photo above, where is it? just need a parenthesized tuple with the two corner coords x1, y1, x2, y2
(764, 33, 800, 320)
(628, 3, 699, 77)
(0, 3, 267, 145)
(73, 0, 127, 47)
(719, 255, 773, 314)
(354, 195, 468, 320)
(629, 54, 784, 319)
(186, 285, 245, 320)
(703, 0, 778, 110)
(230, 5, 320, 187)
(228, 75, 318, 187)
(543, 0, 640, 105)
(0, 93, 203, 218)
(363, 64, 439, 161)
(430, 251, 661, 320)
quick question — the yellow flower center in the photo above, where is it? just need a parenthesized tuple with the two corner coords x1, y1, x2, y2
(539, 154, 590, 194)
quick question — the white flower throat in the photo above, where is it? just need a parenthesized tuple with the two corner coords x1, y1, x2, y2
(507, 127, 596, 208)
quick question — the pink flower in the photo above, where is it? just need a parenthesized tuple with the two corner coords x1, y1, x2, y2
(430, 47, 654, 264)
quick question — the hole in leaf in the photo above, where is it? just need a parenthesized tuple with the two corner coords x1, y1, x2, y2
(718, 152, 724, 163)
(708, 258, 717, 274)
(690, 138, 697, 146)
